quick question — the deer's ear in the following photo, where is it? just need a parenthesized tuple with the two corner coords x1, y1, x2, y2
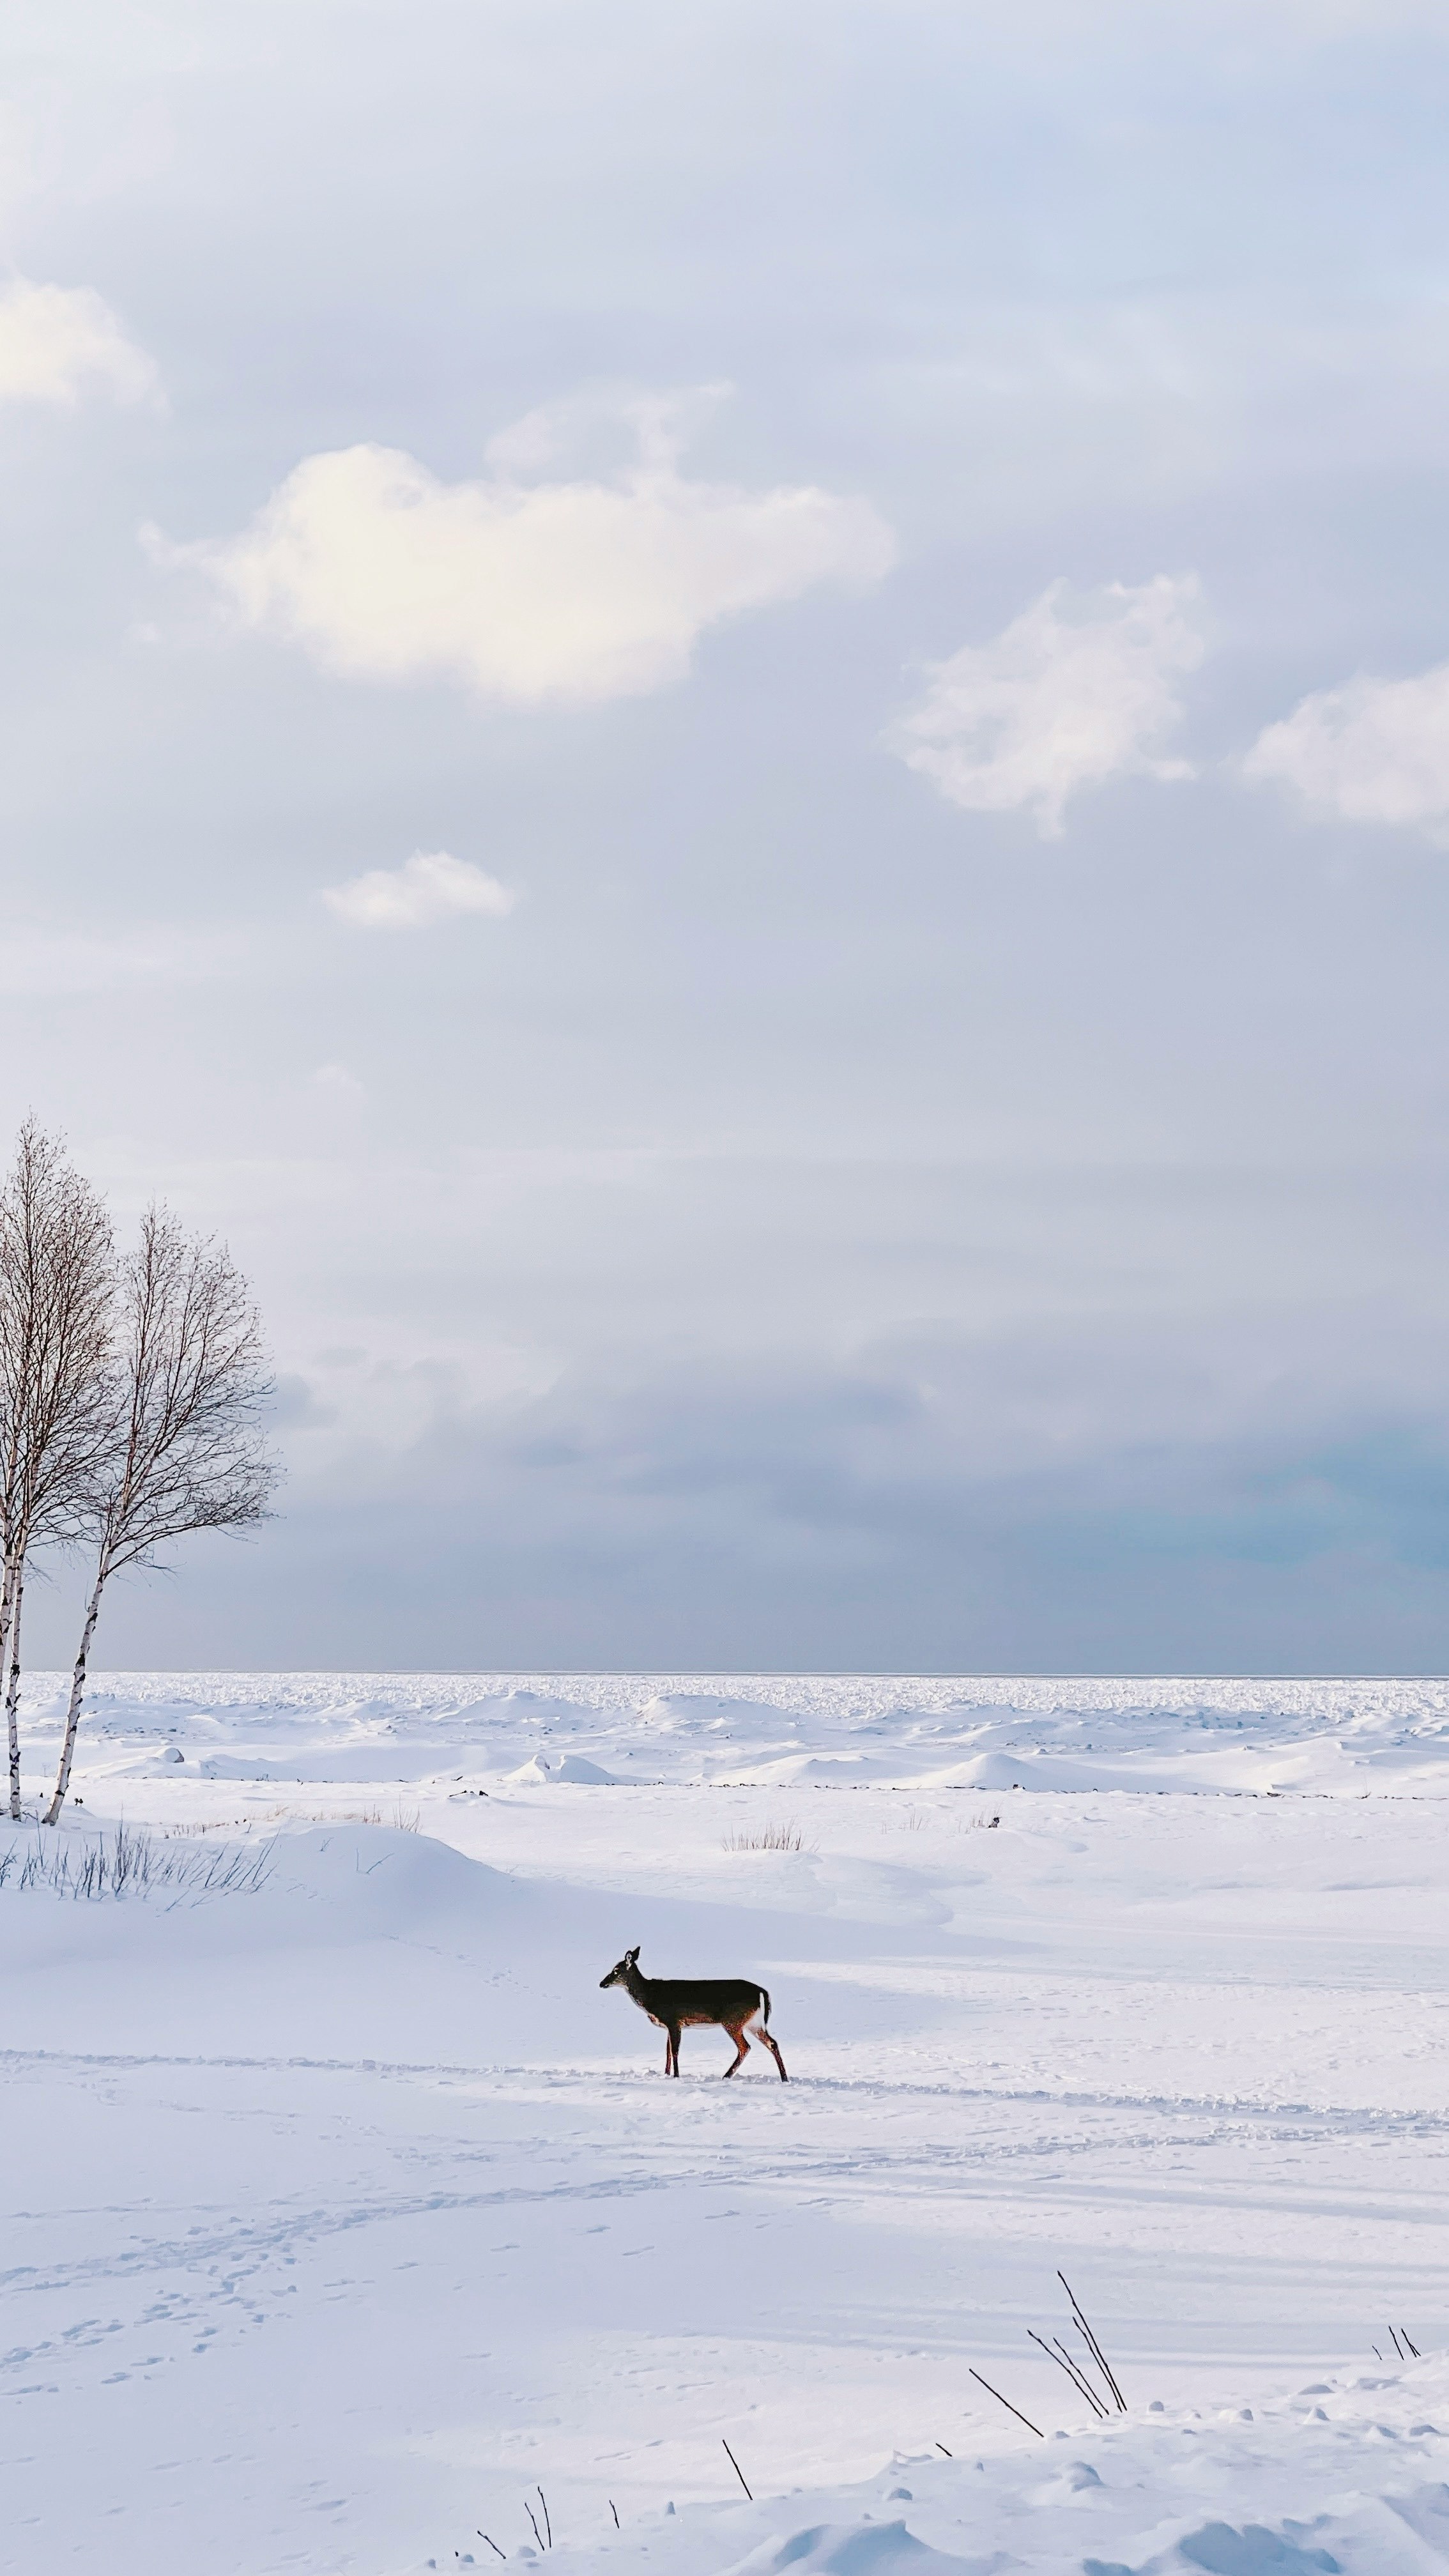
(627, 1945, 640, 1964)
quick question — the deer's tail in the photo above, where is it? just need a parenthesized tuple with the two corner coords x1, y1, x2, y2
(759, 1986, 772, 2026)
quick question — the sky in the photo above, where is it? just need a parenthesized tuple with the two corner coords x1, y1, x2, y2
(6, 0, 1449, 1673)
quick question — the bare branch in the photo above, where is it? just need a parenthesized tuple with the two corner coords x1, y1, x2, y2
(45, 1207, 277, 1823)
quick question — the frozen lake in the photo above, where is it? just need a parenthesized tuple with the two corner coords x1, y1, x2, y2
(4, 1673, 1449, 2573)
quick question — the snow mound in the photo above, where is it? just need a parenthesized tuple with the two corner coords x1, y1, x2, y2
(262, 1822, 523, 1928)
(1159, 2522, 1344, 2572)
(724, 2524, 975, 2574)
(0, 1818, 628, 2063)
(636, 1693, 792, 1733)
(720, 1754, 905, 1787)
(569, 2360, 1449, 2575)
(506, 1752, 619, 1784)
(0, 1820, 526, 1947)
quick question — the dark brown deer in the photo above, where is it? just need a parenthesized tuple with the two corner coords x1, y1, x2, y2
(599, 1946, 788, 2080)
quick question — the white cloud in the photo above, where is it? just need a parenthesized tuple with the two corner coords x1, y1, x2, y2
(894, 574, 1205, 836)
(153, 393, 896, 705)
(0, 277, 157, 408)
(1243, 663, 1449, 836)
(323, 849, 517, 930)
(312, 1062, 366, 1104)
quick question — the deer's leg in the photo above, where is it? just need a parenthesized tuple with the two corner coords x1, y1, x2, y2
(756, 2026, 788, 2082)
(666, 2023, 682, 2076)
(722, 2020, 751, 2077)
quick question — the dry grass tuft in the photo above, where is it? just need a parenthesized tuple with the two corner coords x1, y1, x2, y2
(0, 1820, 275, 1901)
(722, 1820, 807, 1853)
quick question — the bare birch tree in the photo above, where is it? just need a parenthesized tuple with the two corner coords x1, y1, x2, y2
(44, 1208, 276, 1825)
(0, 1125, 114, 1819)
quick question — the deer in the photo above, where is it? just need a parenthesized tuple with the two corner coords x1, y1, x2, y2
(599, 1946, 788, 2080)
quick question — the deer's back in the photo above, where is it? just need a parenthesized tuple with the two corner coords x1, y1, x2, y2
(641, 1976, 762, 2024)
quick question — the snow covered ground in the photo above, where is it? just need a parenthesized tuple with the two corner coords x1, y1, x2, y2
(5, 1672, 1449, 2573)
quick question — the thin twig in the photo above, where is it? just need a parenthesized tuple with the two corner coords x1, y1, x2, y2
(1403, 2329, 1422, 2359)
(610, 2501, 620, 2529)
(1031, 2328, 1107, 2418)
(1052, 2333, 1109, 2417)
(537, 2488, 551, 2549)
(1072, 2324, 1116, 2409)
(722, 2439, 753, 2500)
(1066, 2294, 1124, 2412)
(969, 2366, 1044, 2438)
(935, 2441, 952, 2457)
(524, 2503, 543, 2552)
(1057, 2271, 1125, 2411)
(1390, 2327, 1404, 2360)
(1062, 2278, 1125, 2413)
(478, 2536, 505, 2563)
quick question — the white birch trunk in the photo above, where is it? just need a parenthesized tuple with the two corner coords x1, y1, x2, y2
(43, 1551, 108, 1826)
(0, 1551, 17, 1823)
(4, 1563, 22, 1821)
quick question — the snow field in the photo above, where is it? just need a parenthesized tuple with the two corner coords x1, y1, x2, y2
(4, 1674, 1449, 2572)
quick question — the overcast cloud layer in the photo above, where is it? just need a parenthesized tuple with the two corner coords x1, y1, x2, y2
(6, 0, 1449, 1672)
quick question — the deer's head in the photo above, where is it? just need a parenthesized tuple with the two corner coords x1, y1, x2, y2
(599, 1945, 641, 1989)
